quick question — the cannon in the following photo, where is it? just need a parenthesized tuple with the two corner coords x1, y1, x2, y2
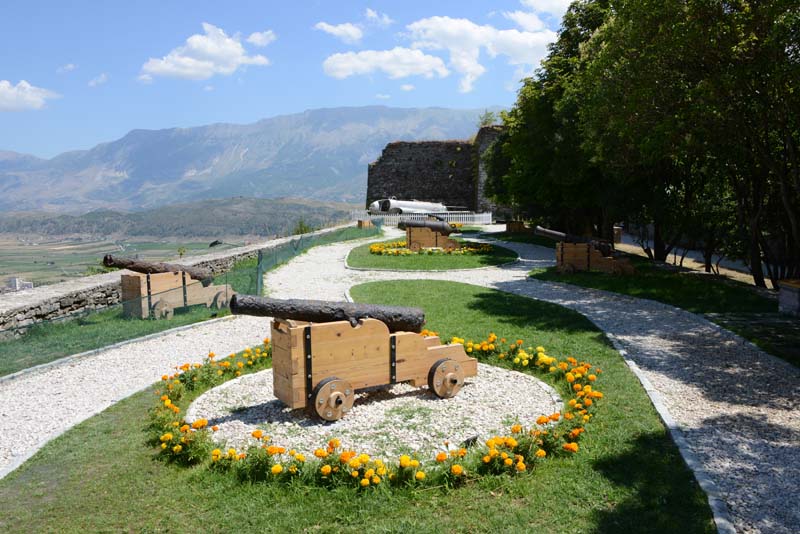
(398, 219, 460, 251)
(106, 255, 232, 319)
(534, 226, 634, 275)
(230, 295, 477, 421)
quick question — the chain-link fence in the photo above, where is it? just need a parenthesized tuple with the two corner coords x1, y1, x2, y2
(0, 223, 381, 378)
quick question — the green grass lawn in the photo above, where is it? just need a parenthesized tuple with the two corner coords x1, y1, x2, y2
(347, 239, 518, 270)
(0, 280, 714, 533)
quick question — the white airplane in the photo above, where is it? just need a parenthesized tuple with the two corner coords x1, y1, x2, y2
(368, 198, 449, 214)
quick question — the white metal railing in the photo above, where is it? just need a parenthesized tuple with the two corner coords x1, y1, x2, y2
(350, 210, 493, 226)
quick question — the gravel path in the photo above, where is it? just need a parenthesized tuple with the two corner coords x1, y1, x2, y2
(1, 227, 796, 534)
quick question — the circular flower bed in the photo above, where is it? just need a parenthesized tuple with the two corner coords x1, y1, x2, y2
(369, 240, 493, 256)
(148, 334, 605, 490)
(185, 363, 559, 458)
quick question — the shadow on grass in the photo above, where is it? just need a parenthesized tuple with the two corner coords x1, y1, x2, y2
(590, 431, 716, 534)
(466, 287, 614, 341)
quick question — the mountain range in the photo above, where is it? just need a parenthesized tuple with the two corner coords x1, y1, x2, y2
(0, 106, 492, 213)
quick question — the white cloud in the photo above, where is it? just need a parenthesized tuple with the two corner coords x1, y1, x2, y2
(375, 93, 391, 100)
(247, 30, 276, 47)
(400, 84, 415, 91)
(140, 22, 269, 81)
(88, 73, 109, 87)
(57, 63, 76, 74)
(314, 22, 363, 44)
(521, 0, 572, 18)
(203, 85, 214, 91)
(503, 10, 546, 31)
(323, 47, 449, 80)
(408, 16, 555, 92)
(365, 8, 393, 27)
(0, 80, 60, 111)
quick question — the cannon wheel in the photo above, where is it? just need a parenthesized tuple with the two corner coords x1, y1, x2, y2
(151, 300, 173, 320)
(311, 377, 355, 421)
(212, 290, 229, 309)
(428, 358, 465, 399)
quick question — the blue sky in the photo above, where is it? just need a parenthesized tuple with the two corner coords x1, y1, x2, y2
(0, 1, 569, 157)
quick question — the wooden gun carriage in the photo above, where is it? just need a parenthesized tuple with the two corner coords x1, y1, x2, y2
(231, 295, 477, 421)
(121, 271, 233, 319)
(398, 219, 460, 251)
(107, 254, 233, 319)
(534, 226, 635, 275)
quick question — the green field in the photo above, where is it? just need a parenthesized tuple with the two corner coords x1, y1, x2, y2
(0, 237, 241, 285)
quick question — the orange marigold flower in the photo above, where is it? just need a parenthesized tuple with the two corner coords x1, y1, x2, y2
(536, 415, 550, 425)
(516, 462, 526, 472)
(436, 452, 447, 463)
(211, 425, 219, 431)
(450, 464, 464, 476)
(549, 413, 561, 422)
(252, 429, 264, 439)
(510, 424, 522, 434)
(563, 442, 579, 453)
(191, 419, 208, 430)
(535, 449, 546, 458)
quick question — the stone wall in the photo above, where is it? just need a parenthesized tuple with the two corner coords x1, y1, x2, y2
(0, 224, 349, 333)
(366, 126, 507, 214)
(367, 140, 475, 210)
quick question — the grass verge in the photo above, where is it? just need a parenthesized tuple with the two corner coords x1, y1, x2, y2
(0, 280, 713, 533)
(347, 239, 518, 270)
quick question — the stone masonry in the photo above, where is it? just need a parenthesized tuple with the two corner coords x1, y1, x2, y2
(366, 125, 506, 214)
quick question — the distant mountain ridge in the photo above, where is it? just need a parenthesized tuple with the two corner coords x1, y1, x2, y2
(0, 106, 493, 213)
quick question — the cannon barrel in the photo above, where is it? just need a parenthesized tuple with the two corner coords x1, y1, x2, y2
(533, 226, 589, 243)
(230, 295, 426, 333)
(398, 219, 455, 236)
(102, 254, 214, 286)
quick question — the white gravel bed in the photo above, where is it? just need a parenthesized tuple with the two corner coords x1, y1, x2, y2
(264, 233, 800, 534)
(186, 363, 561, 459)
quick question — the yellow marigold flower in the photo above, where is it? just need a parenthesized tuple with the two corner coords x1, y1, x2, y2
(161, 443, 167, 449)
(320, 465, 332, 476)
(295, 454, 305, 463)
(217, 370, 223, 376)
(436, 452, 447, 463)
(172, 445, 182, 453)
(364, 468, 375, 479)
(289, 465, 298, 474)
(564, 412, 574, 420)
(482, 455, 491, 464)
(535, 449, 546, 458)
(583, 415, 591, 422)
(237, 361, 244, 369)
(180, 424, 190, 433)
(522, 359, 529, 366)
(163, 399, 172, 407)
(171, 421, 180, 427)
(505, 437, 518, 448)
(536, 415, 550, 425)
(513, 357, 520, 364)
(450, 464, 464, 476)
(314, 448, 328, 459)
(489, 448, 499, 458)
(504, 458, 513, 467)
(415, 471, 426, 481)
(227, 448, 237, 458)
(510, 424, 522, 434)
(211, 449, 221, 461)
(191, 418, 208, 429)
(349, 458, 361, 469)
(377, 467, 387, 476)
(371, 475, 381, 485)
(160, 433, 173, 442)
(558, 362, 569, 371)
(208, 352, 215, 358)
(358, 453, 370, 464)
(351, 470, 359, 478)
(360, 478, 370, 487)
(271, 464, 283, 475)
(536, 346, 545, 353)
(252, 429, 264, 439)
(328, 438, 341, 450)
(516, 462, 526, 472)
(566, 373, 575, 383)
(399, 455, 411, 468)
